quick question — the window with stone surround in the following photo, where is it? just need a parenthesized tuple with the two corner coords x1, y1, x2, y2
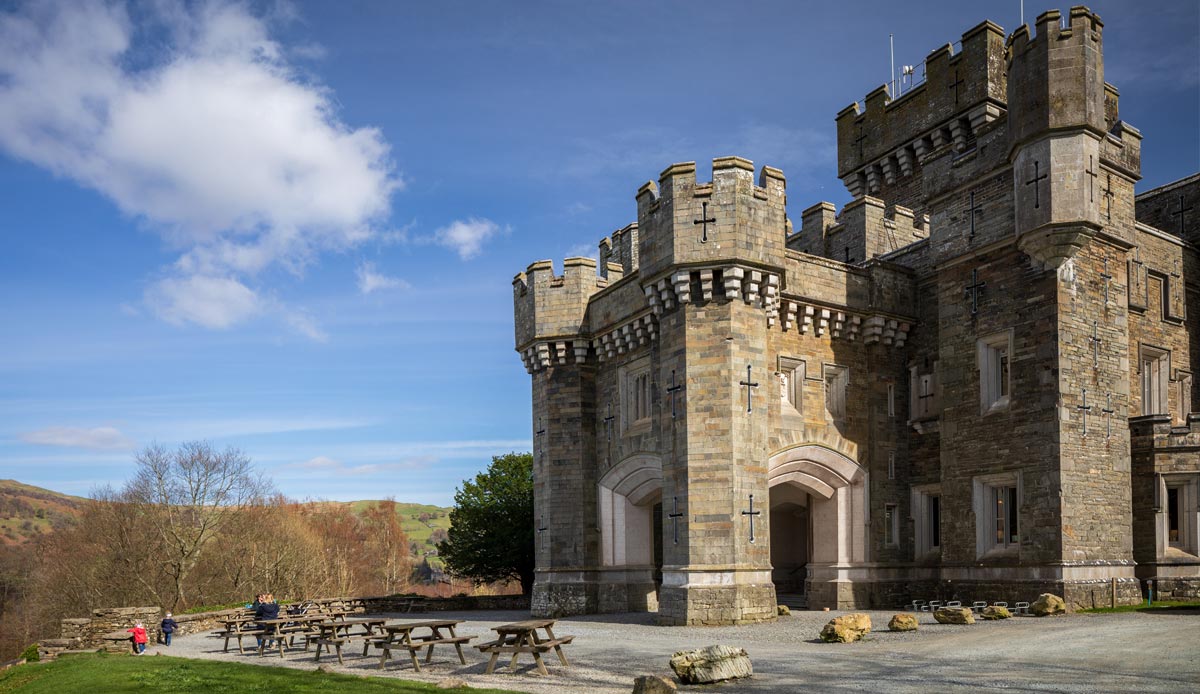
(911, 485, 942, 556)
(887, 383, 896, 418)
(884, 504, 899, 547)
(1139, 345, 1170, 416)
(1176, 371, 1193, 423)
(824, 363, 849, 422)
(1162, 475, 1198, 555)
(908, 361, 939, 420)
(777, 356, 804, 416)
(977, 331, 1012, 414)
(973, 472, 1021, 558)
(619, 357, 652, 433)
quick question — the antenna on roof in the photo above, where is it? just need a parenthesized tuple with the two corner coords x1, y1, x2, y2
(890, 33, 896, 97)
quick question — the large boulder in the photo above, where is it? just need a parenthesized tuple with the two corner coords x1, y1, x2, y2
(1032, 593, 1066, 616)
(819, 613, 872, 643)
(934, 607, 975, 624)
(888, 613, 919, 631)
(669, 645, 752, 684)
(980, 605, 1012, 620)
(436, 677, 470, 690)
(632, 674, 678, 694)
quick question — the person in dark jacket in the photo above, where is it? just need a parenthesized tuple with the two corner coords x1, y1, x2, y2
(254, 594, 280, 648)
(160, 613, 178, 646)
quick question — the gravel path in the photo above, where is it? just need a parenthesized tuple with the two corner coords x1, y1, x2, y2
(152, 608, 1200, 693)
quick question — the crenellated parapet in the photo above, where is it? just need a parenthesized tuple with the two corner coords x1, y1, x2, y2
(836, 19, 1007, 198)
(513, 256, 606, 373)
(789, 196, 930, 262)
(635, 157, 787, 284)
(598, 223, 639, 280)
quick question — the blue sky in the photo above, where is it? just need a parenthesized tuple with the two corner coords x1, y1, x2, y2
(1, 0, 1196, 504)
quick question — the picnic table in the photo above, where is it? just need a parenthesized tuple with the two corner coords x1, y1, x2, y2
(256, 616, 330, 657)
(217, 618, 265, 654)
(475, 618, 573, 676)
(311, 617, 390, 664)
(372, 619, 474, 672)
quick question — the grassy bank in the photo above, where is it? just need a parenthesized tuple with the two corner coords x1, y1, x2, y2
(1078, 600, 1200, 614)
(0, 653, 520, 694)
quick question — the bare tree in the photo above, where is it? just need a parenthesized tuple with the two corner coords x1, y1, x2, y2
(126, 442, 271, 611)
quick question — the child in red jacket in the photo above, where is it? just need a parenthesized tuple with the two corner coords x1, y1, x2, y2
(127, 621, 148, 654)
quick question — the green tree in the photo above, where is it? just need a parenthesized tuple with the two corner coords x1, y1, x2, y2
(438, 452, 534, 594)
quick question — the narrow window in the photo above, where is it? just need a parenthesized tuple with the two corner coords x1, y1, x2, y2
(887, 384, 895, 418)
(929, 495, 941, 548)
(885, 504, 898, 546)
(1168, 486, 1180, 546)
(998, 347, 1010, 397)
(887, 451, 896, 480)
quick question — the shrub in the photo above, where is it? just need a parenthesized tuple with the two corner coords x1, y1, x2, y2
(20, 643, 40, 662)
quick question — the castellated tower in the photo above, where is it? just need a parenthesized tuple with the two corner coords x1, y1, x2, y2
(513, 5, 1198, 622)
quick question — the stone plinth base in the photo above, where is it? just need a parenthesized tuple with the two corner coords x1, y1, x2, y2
(531, 568, 658, 617)
(657, 570, 776, 625)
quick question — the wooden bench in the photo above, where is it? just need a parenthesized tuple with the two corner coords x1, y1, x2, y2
(216, 628, 264, 654)
(476, 619, 573, 676)
(375, 635, 474, 672)
(312, 636, 354, 665)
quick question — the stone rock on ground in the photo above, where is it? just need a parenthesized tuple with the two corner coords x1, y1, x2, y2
(934, 607, 975, 625)
(980, 605, 1012, 620)
(436, 677, 471, 689)
(888, 613, 919, 631)
(777, 605, 791, 616)
(1032, 593, 1066, 616)
(669, 645, 753, 684)
(820, 613, 872, 643)
(632, 674, 678, 693)
(315, 664, 333, 674)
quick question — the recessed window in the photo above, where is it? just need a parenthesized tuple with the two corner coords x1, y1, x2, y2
(1140, 346, 1170, 416)
(884, 504, 899, 547)
(824, 364, 849, 422)
(887, 383, 896, 418)
(1162, 477, 1198, 555)
(619, 357, 652, 432)
(887, 451, 896, 480)
(973, 473, 1021, 557)
(912, 485, 941, 556)
(977, 332, 1013, 414)
(778, 357, 805, 416)
(909, 362, 939, 420)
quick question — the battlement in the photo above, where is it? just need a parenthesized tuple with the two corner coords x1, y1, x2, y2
(598, 223, 638, 280)
(1130, 413, 1200, 453)
(635, 157, 787, 282)
(1006, 6, 1107, 147)
(836, 18, 1007, 192)
(513, 257, 605, 365)
(789, 196, 929, 262)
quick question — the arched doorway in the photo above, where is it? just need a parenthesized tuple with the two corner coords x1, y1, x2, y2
(597, 454, 662, 611)
(767, 444, 867, 610)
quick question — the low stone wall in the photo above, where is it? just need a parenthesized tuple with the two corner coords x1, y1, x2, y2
(362, 593, 529, 613)
(1152, 577, 1200, 601)
(40, 594, 528, 657)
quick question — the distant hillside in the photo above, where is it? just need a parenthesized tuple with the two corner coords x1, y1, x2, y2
(344, 500, 453, 568)
(0, 480, 85, 545)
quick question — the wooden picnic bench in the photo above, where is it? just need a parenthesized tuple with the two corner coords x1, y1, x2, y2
(216, 618, 266, 654)
(311, 617, 389, 664)
(371, 620, 474, 672)
(475, 618, 573, 676)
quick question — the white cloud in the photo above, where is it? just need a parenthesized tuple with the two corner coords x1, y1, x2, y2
(20, 425, 135, 451)
(0, 1, 401, 336)
(432, 218, 503, 260)
(356, 261, 410, 294)
(294, 454, 431, 476)
(146, 274, 262, 329)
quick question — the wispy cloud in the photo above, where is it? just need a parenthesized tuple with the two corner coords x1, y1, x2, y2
(0, 1, 400, 338)
(356, 261, 410, 294)
(430, 218, 506, 260)
(19, 426, 135, 451)
(291, 454, 433, 476)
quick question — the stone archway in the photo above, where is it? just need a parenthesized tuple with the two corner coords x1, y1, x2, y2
(767, 444, 867, 610)
(596, 454, 662, 612)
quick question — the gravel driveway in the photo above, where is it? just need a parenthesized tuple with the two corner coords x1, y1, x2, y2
(153, 608, 1200, 693)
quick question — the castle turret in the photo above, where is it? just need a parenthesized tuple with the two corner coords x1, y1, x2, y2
(1007, 7, 1106, 269)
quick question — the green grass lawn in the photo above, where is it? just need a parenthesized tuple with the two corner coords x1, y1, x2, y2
(1078, 600, 1200, 614)
(0, 653, 521, 694)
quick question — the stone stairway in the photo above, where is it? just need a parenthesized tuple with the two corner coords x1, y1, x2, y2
(776, 592, 808, 610)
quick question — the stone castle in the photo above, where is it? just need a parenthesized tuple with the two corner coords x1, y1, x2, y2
(512, 6, 1200, 624)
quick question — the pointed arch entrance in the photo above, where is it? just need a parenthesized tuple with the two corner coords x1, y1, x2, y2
(767, 444, 867, 609)
(597, 454, 663, 611)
